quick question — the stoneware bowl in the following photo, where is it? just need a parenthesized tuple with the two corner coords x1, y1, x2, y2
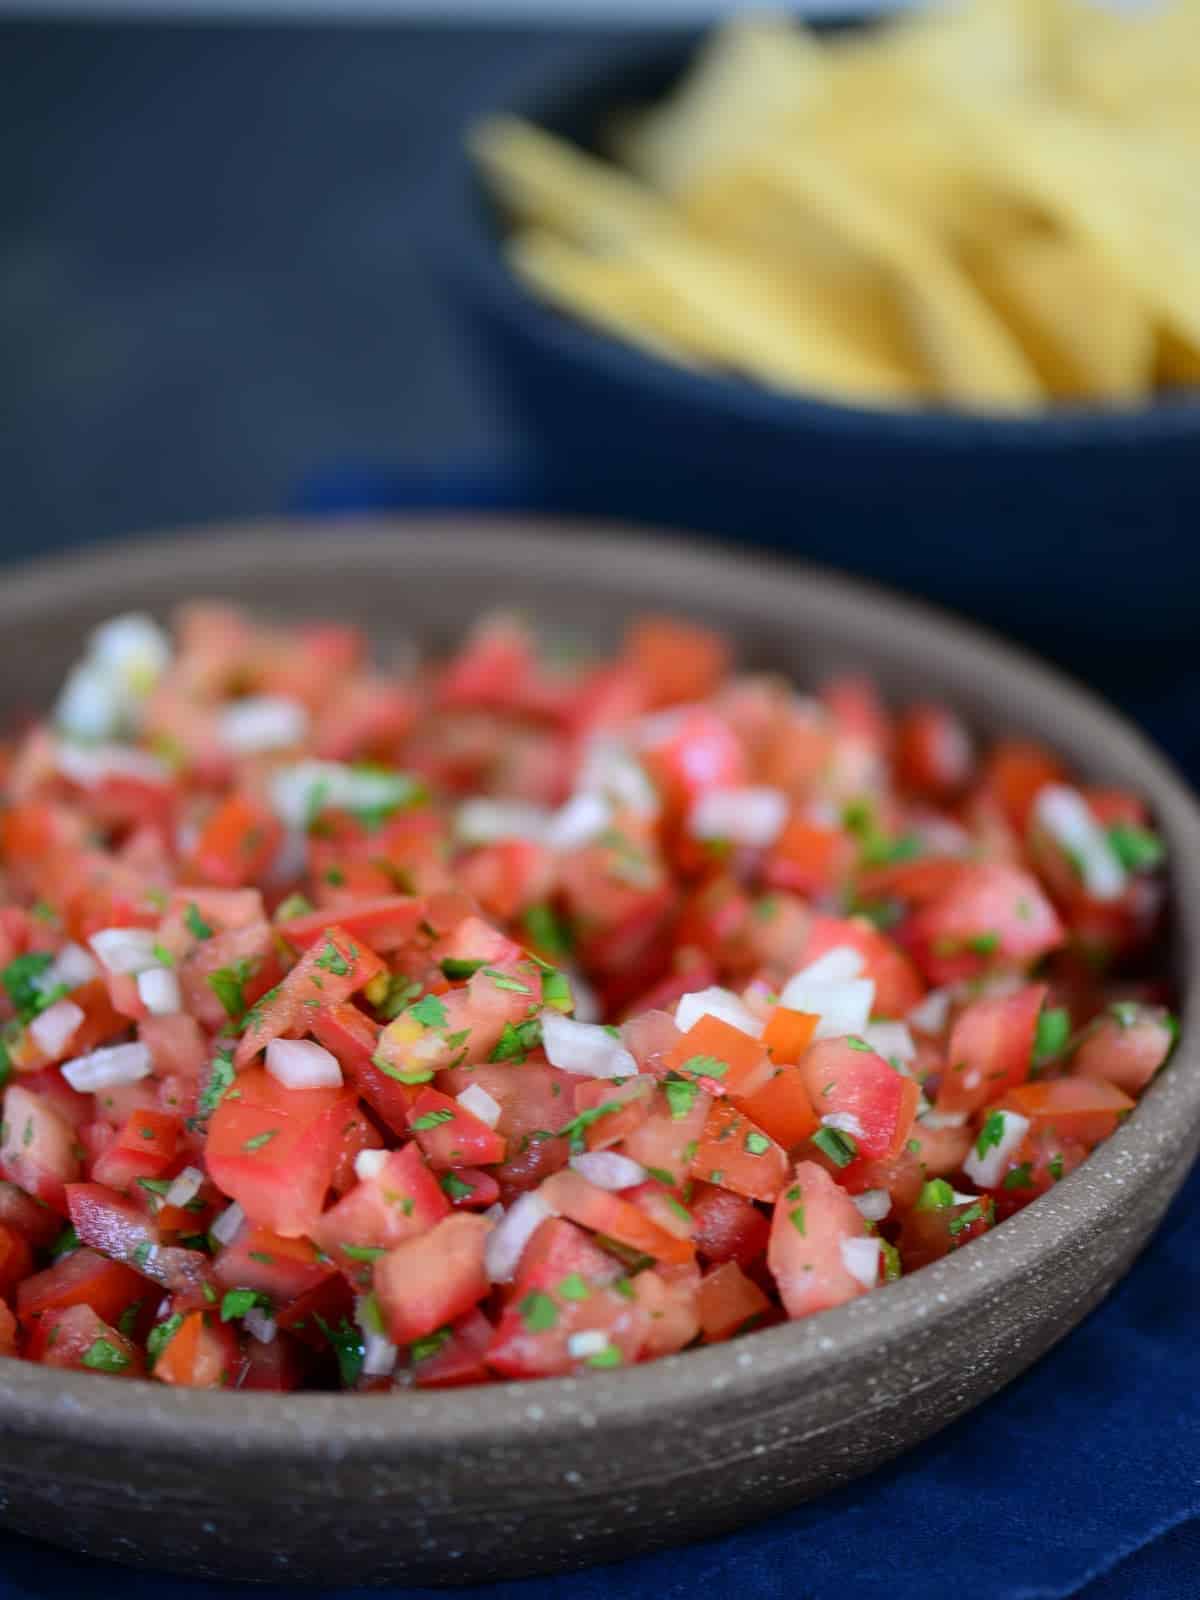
(0, 518, 1197, 1587)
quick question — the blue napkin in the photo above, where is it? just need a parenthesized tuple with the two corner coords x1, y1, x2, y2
(3, 464, 1195, 1600)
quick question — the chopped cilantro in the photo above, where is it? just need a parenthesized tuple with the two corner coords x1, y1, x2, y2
(585, 1346, 622, 1369)
(1109, 1001, 1140, 1029)
(81, 1337, 130, 1373)
(117, 1300, 144, 1337)
(371, 1053, 435, 1086)
(1048, 1153, 1065, 1182)
(488, 1017, 541, 1063)
(812, 1125, 858, 1167)
(947, 1201, 986, 1237)
(191, 1051, 235, 1125)
(879, 1239, 903, 1282)
(540, 969, 573, 1012)
(146, 1312, 184, 1367)
(242, 1129, 278, 1153)
(274, 892, 314, 923)
(789, 1205, 807, 1236)
(314, 1314, 364, 1387)
(975, 1111, 1006, 1159)
(220, 1288, 267, 1322)
(483, 969, 531, 994)
(132, 1241, 155, 1269)
(314, 939, 352, 977)
(49, 1224, 79, 1260)
(522, 902, 572, 958)
(439, 1172, 474, 1201)
(1033, 1007, 1071, 1066)
(678, 1054, 728, 1081)
(410, 1108, 455, 1131)
(518, 1290, 558, 1332)
(410, 1327, 451, 1363)
(663, 1077, 700, 1120)
(408, 993, 449, 1030)
(206, 960, 256, 1023)
(556, 1100, 624, 1152)
(967, 931, 1000, 957)
(557, 1273, 591, 1302)
(0, 952, 60, 1023)
(845, 1037, 872, 1053)
(1003, 1162, 1034, 1190)
(916, 1178, 955, 1211)
(1107, 823, 1165, 874)
(248, 1250, 276, 1265)
(744, 1130, 771, 1156)
(644, 1166, 676, 1187)
(439, 957, 484, 979)
(340, 1244, 388, 1262)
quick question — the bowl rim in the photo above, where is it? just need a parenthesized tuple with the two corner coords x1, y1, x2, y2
(1, 513, 1198, 1460)
(434, 25, 1200, 445)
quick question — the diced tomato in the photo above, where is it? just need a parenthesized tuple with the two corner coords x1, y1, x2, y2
(152, 1309, 239, 1389)
(801, 916, 925, 1018)
(621, 1085, 711, 1187)
(733, 1063, 818, 1151)
(631, 1263, 702, 1358)
(539, 1169, 695, 1265)
(906, 864, 1064, 985)
(438, 1061, 572, 1196)
(0, 1179, 64, 1248)
(986, 1125, 1088, 1218)
(626, 616, 729, 709)
(572, 1075, 655, 1152)
(66, 1183, 213, 1301)
(894, 704, 973, 799)
(689, 1101, 788, 1204)
(407, 1087, 506, 1170)
(698, 1260, 771, 1342)
(139, 1013, 208, 1079)
(27, 1302, 144, 1376)
(800, 1039, 919, 1162)
(373, 1212, 490, 1345)
(1000, 1077, 1135, 1149)
(981, 740, 1066, 833)
(898, 1193, 994, 1271)
(17, 1247, 146, 1331)
(309, 1144, 450, 1284)
(235, 1331, 309, 1391)
(768, 1161, 871, 1319)
(0, 1084, 80, 1211)
(0, 1299, 16, 1356)
(234, 926, 384, 1069)
(663, 1013, 773, 1098)
(936, 985, 1045, 1117)
(277, 897, 423, 955)
(213, 1223, 336, 1307)
(764, 818, 854, 898)
(205, 1069, 357, 1237)
(179, 920, 282, 1033)
(0, 1221, 33, 1300)
(689, 1182, 770, 1266)
(905, 1118, 973, 1178)
(309, 1001, 415, 1136)
(1071, 1005, 1174, 1095)
(639, 707, 747, 818)
(411, 1307, 494, 1388)
(762, 1006, 819, 1066)
(187, 793, 282, 890)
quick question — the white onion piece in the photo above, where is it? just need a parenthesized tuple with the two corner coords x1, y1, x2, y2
(61, 1042, 153, 1093)
(55, 663, 127, 741)
(852, 1189, 892, 1223)
(35, 942, 98, 995)
(576, 736, 659, 817)
(270, 761, 420, 831)
(963, 1110, 1031, 1189)
(210, 1202, 246, 1246)
(137, 967, 182, 1017)
(545, 791, 613, 852)
(790, 947, 864, 985)
(822, 1111, 866, 1141)
(362, 1332, 398, 1377)
(90, 614, 170, 686)
(566, 968, 601, 1024)
(675, 985, 765, 1039)
(483, 1202, 505, 1224)
(570, 1151, 646, 1191)
(219, 695, 309, 754)
(841, 1236, 882, 1289)
(89, 927, 160, 976)
(688, 786, 787, 850)
(1032, 785, 1127, 903)
(266, 1038, 344, 1090)
(165, 1166, 205, 1209)
(541, 1012, 638, 1079)
(485, 1190, 555, 1283)
(28, 999, 84, 1058)
(634, 708, 689, 749)
(908, 988, 953, 1035)
(244, 1308, 278, 1345)
(354, 1149, 389, 1182)
(779, 976, 875, 1040)
(567, 1330, 611, 1360)
(861, 1021, 916, 1064)
(456, 1083, 502, 1128)
(920, 1109, 969, 1130)
(56, 741, 170, 790)
(455, 797, 552, 847)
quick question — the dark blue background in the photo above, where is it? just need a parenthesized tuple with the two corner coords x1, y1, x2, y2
(3, 22, 1197, 1599)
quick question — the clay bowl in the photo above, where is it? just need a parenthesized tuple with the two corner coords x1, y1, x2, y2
(0, 517, 1196, 1587)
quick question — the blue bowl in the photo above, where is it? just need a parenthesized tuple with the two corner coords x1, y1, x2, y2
(433, 27, 1200, 702)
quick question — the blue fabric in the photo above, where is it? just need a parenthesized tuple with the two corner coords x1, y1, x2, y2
(3, 463, 1196, 1600)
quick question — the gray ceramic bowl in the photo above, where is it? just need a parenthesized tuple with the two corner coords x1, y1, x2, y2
(0, 518, 1197, 1587)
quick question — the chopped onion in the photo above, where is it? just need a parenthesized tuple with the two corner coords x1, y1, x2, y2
(485, 1190, 556, 1283)
(688, 786, 787, 850)
(219, 695, 310, 755)
(545, 791, 612, 852)
(908, 987, 953, 1035)
(861, 1021, 916, 1063)
(778, 975, 875, 1040)
(483, 1202, 505, 1224)
(822, 1111, 866, 1140)
(362, 1331, 398, 1377)
(354, 1149, 389, 1182)
(90, 613, 171, 687)
(266, 1038, 344, 1090)
(35, 942, 98, 995)
(852, 1189, 892, 1222)
(244, 1308, 278, 1345)
(576, 736, 659, 817)
(919, 1109, 969, 1130)
(675, 985, 765, 1039)
(61, 1042, 153, 1093)
(270, 760, 420, 831)
(570, 1151, 646, 1191)
(89, 927, 160, 976)
(456, 1083, 502, 1128)
(28, 998, 84, 1058)
(454, 797, 552, 847)
(790, 947, 864, 986)
(840, 1236, 882, 1289)
(210, 1202, 246, 1246)
(541, 1011, 638, 1079)
(963, 1110, 1031, 1189)
(165, 1166, 205, 1209)
(137, 967, 182, 1017)
(55, 663, 127, 742)
(1032, 785, 1127, 903)
(56, 741, 170, 790)
(566, 1330, 611, 1360)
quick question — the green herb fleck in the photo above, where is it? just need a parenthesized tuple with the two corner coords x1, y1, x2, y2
(242, 1129, 278, 1153)
(1107, 823, 1165, 874)
(408, 993, 449, 1030)
(812, 1125, 858, 1167)
(916, 1178, 955, 1211)
(975, 1111, 1006, 1159)
(518, 1290, 558, 1332)
(411, 1108, 455, 1132)
(146, 1312, 184, 1367)
(663, 1077, 701, 1120)
(81, 1337, 131, 1373)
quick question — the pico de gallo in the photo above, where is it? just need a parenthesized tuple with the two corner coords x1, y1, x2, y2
(0, 604, 1174, 1391)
